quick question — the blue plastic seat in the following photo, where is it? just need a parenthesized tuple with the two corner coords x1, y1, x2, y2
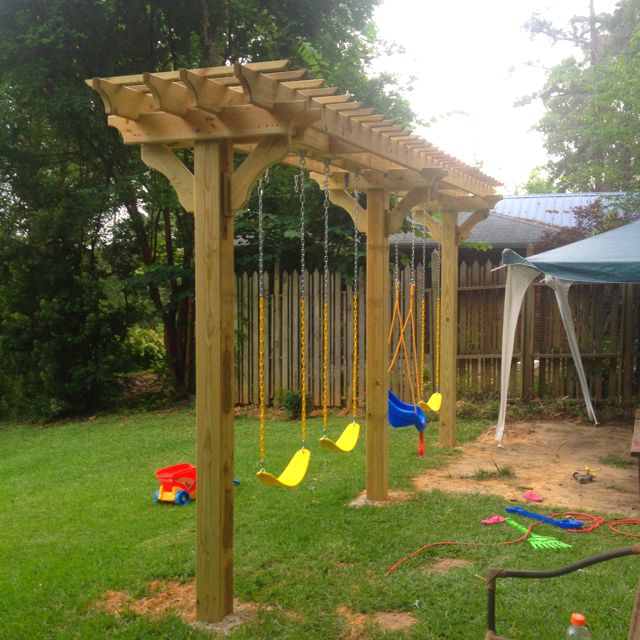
(388, 390, 427, 432)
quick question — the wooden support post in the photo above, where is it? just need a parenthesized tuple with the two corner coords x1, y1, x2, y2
(521, 244, 535, 402)
(439, 211, 459, 447)
(366, 189, 389, 500)
(194, 140, 235, 623)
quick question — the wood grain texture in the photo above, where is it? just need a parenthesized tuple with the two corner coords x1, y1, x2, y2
(365, 189, 389, 500)
(194, 141, 235, 623)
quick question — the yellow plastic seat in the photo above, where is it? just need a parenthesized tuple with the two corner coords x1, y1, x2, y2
(256, 448, 311, 488)
(319, 421, 360, 453)
(419, 392, 442, 413)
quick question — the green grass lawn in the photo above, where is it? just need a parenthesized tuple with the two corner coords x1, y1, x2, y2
(1, 409, 637, 639)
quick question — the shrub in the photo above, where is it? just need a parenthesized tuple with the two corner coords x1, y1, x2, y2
(122, 326, 166, 372)
(278, 389, 313, 420)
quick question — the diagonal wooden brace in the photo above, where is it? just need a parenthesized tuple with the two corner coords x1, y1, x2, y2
(141, 144, 194, 212)
(230, 136, 290, 213)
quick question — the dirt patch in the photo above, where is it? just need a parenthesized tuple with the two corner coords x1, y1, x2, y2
(349, 488, 413, 507)
(336, 606, 416, 639)
(414, 420, 639, 516)
(422, 558, 471, 573)
(95, 579, 278, 634)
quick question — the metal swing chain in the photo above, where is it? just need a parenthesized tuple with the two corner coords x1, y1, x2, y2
(351, 171, 361, 418)
(295, 152, 308, 446)
(322, 159, 330, 435)
(257, 172, 267, 468)
(410, 210, 417, 287)
(393, 236, 400, 290)
(408, 210, 421, 400)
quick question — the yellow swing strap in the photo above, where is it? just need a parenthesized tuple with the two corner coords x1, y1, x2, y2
(299, 184, 308, 445)
(351, 292, 359, 418)
(435, 295, 441, 391)
(259, 295, 266, 463)
(322, 300, 329, 433)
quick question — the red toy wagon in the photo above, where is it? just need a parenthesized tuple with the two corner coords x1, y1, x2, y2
(154, 463, 196, 506)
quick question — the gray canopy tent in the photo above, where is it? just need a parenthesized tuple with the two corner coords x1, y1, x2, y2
(497, 219, 640, 445)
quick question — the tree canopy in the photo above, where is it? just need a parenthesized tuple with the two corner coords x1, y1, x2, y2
(528, 0, 640, 197)
(0, 0, 415, 418)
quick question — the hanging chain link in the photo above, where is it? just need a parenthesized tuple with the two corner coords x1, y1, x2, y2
(296, 153, 307, 300)
(352, 171, 361, 417)
(321, 159, 330, 433)
(297, 152, 307, 445)
(410, 210, 416, 286)
(322, 159, 330, 305)
(420, 223, 427, 400)
(393, 237, 400, 289)
(257, 174, 266, 467)
(353, 171, 360, 296)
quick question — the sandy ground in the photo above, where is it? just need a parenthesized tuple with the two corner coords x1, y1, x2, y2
(414, 420, 639, 517)
(96, 580, 418, 637)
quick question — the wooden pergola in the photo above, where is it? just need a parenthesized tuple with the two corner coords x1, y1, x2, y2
(87, 59, 501, 623)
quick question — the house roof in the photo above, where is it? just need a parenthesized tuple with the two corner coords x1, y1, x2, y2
(392, 212, 549, 249)
(493, 192, 624, 227)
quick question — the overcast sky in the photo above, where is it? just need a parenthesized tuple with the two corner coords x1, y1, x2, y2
(372, 0, 620, 193)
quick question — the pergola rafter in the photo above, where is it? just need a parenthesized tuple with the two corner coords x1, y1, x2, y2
(87, 59, 501, 626)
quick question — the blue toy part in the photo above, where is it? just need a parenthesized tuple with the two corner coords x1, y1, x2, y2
(505, 506, 584, 529)
(388, 390, 427, 432)
(174, 489, 191, 506)
(389, 390, 419, 413)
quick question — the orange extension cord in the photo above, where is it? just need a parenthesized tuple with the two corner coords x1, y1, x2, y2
(386, 512, 640, 576)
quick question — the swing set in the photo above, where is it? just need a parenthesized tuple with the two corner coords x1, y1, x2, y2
(88, 58, 501, 623)
(256, 155, 361, 488)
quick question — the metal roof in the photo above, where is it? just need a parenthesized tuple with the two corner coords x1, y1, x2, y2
(392, 212, 549, 249)
(493, 192, 624, 227)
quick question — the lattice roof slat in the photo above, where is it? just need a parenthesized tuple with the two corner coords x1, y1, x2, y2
(88, 60, 502, 199)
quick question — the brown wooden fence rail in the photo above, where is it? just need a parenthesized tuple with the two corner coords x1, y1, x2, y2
(234, 255, 639, 407)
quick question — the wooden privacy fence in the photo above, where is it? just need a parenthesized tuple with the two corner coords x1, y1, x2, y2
(235, 255, 639, 407)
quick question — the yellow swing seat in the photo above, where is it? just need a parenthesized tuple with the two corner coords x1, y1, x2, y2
(419, 392, 442, 413)
(256, 448, 311, 488)
(319, 421, 360, 453)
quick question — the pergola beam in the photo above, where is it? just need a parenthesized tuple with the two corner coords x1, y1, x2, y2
(180, 70, 245, 113)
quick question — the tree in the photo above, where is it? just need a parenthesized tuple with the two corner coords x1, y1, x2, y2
(527, 0, 640, 195)
(519, 168, 556, 195)
(0, 0, 415, 415)
(534, 198, 640, 251)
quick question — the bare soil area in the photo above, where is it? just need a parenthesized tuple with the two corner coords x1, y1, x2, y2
(335, 606, 417, 638)
(414, 420, 639, 516)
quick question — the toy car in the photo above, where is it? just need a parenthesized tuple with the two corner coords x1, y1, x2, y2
(154, 463, 196, 506)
